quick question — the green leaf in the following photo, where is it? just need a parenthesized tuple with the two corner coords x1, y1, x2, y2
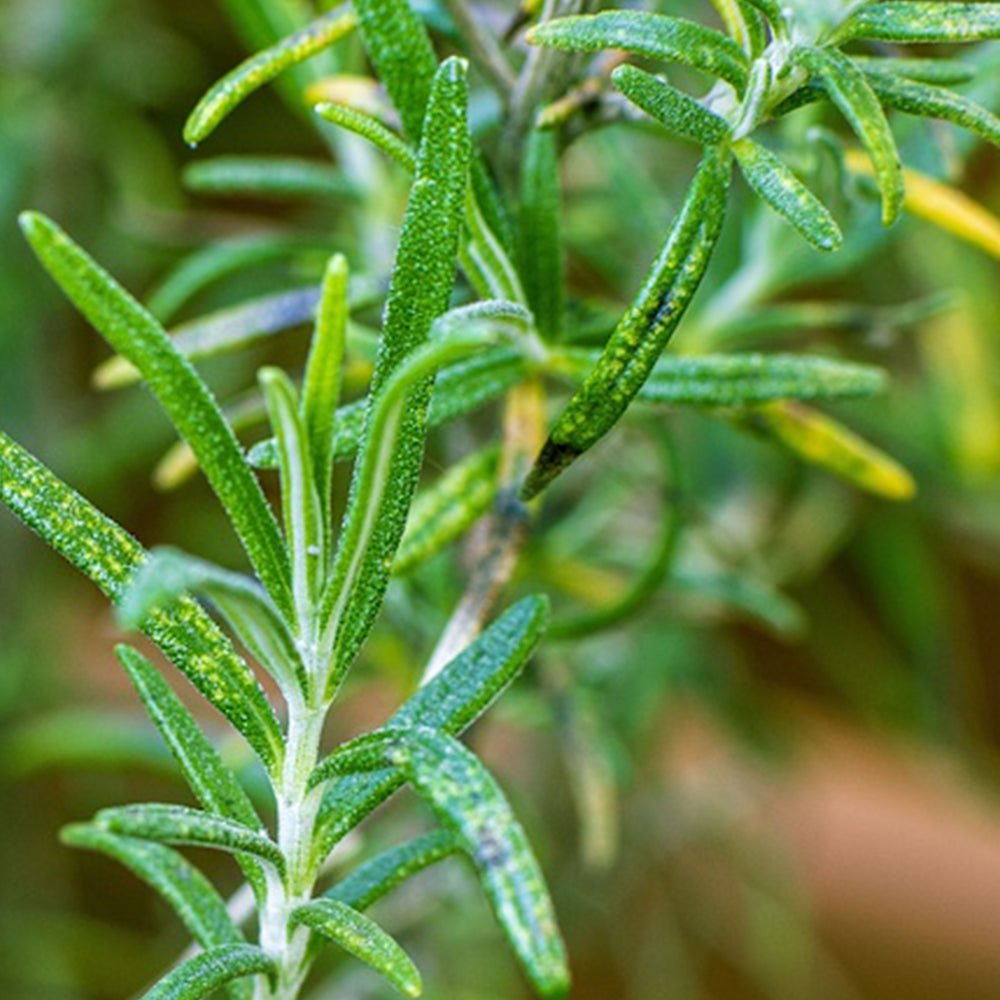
(247, 346, 532, 472)
(742, 0, 789, 37)
(302, 253, 350, 515)
(327, 830, 459, 911)
(314, 102, 417, 172)
(184, 7, 358, 145)
(61, 826, 249, 995)
(183, 157, 356, 201)
(19, 212, 294, 620)
(518, 130, 565, 341)
(260, 367, 324, 624)
(523, 146, 732, 499)
(319, 57, 472, 684)
(0, 433, 284, 771)
(312, 595, 549, 859)
(740, 401, 917, 500)
(864, 70, 1000, 151)
(393, 444, 500, 575)
(611, 64, 730, 146)
(327, 728, 569, 999)
(352, 0, 440, 140)
(732, 138, 843, 251)
(291, 899, 421, 996)
(145, 235, 328, 325)
(842, 3, 1000, 43)
(850, 56, 975, 87)
(119, 550, 308, 697)
(96, 803, 285, 874)
(527, 12, 749, 91)
(141, 944, 274, 1000)
(794, 46, 903, 226)
(93, 287, 324, 390)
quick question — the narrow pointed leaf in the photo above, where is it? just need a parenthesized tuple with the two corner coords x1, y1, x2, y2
(392, 729, 569, 999)
(302, 253, 349, 514)
(141, 945, 274, 1000)
(321, 58, 472, 678)
(864, 70, 1000, 150)
(61, 826, 249, 982)
(248, 347, 532, 472)
(527, 12, 749, 91)
(314, 102, 417, 171)
(0, 433, 284, 771)
(518, 130, 565, 341)
(114, 645, 269, 902)
(184, 6, 358, 145)
(291, 899, 421, 997)
(393, 444, 500, 575)
(260, 368, 324, 622)
(611, 64, 730, 146)
(842, 3, 1000, 43)
(794, 47, 903, 226)
(119, 551, 307, 697)
(313, 595, 549, 859)
(94, 287, 324, 390)
(851, 56, 975, 86)
(732, 138, 843, 250)
(96, 803, 285, 874)
(20, 212, 294, 619)
(327, 830, 459, 911)
(741, 401, 917, 500)
(352, 0, 440, 140)
(183, 157, 355, 201)
(523, 146, 731, 499)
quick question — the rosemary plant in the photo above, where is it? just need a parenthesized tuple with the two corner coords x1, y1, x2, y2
(3, 1, 1000, 997)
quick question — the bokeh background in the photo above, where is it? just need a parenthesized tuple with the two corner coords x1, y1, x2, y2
(3, 1, 1000, 998)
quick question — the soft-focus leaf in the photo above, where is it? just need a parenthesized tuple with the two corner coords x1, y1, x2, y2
(141, 945, 274, 1000)
(185, 6, 358, 145)
(394, 444, 500, 575)
(864, 70, 1000, 150)
(527, 11, 749, 91)
(290, 899, 421, 996)
(794, 46, 903, 226)
(842, 3, 1000, 43)
(183, 157, 356, 201)
(732, 138, 843, 250)
(314, 102, 417, 171)
(741, 401, 917, 500)
(95, 803, 285, 874)
(851, 56, 975, 86)
(327, 830, 459, 911)
(19, 212, 294, 620)
(0, 434, 284, 771)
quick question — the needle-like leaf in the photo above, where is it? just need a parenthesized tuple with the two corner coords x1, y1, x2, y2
(141, 945, 274, 1000)
(842, 3, 1000, 43)
(527, 11, 749, 91)
(794, 46, 903, 226)
(290, 900, 422, 997)
(183, 157, 356, 201)
(19, 212, 294, 620)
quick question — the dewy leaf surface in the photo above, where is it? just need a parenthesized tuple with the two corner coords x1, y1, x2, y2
(321, 57, 472, 678)
(19, 212, 294, 621)
(141, 944, 274, 1000)
(842, 3, 1000, 43)
(0, 433, 284, 771)
(290, 899, 422, 997)
(527, 11, 749, 91)
(387, 729, 569, 999)
(523, 146, 732, 498)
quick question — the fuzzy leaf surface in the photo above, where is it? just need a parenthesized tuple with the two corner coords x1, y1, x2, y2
(141, 945, 274, 1000)
(843, 3, 1000, 43)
